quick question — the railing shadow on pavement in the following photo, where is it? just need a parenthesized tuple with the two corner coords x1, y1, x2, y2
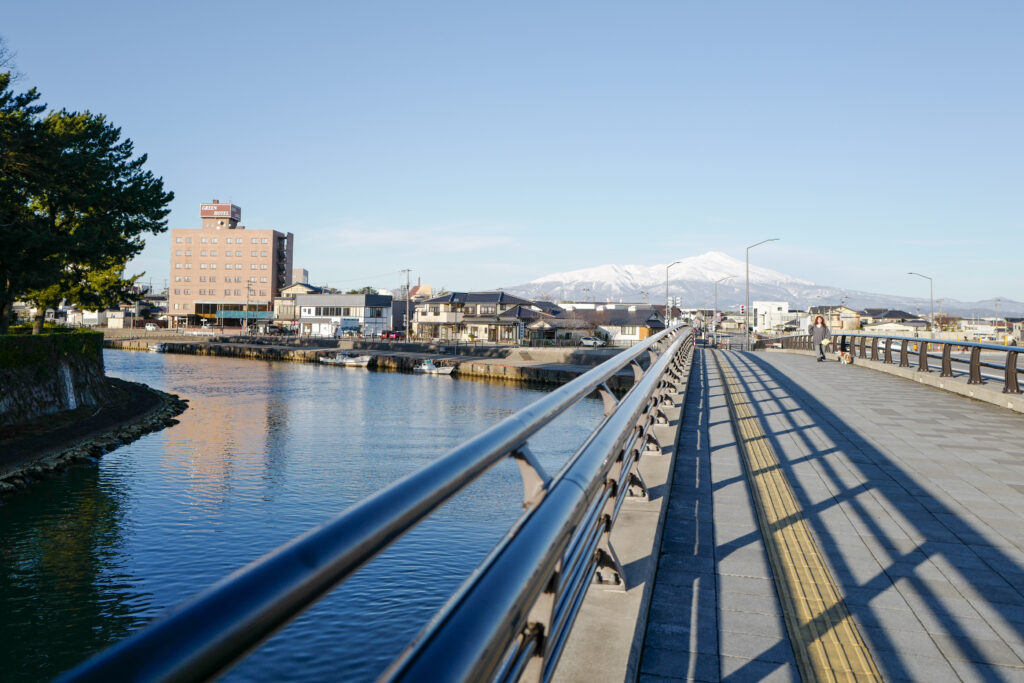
(714, 350, 1024, 681)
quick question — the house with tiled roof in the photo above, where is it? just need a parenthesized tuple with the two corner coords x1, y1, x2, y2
(412, 291, 547, 342)
(571, 305, 666, 344)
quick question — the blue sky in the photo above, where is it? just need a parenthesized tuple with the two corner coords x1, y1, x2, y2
(4, 1, 1021, 302)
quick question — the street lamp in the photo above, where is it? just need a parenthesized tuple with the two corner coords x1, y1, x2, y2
(746, 238, 780, 348)
(666, 259, 682, 325)
(715, 276, 735, 341)
(907, 272, 933, 336)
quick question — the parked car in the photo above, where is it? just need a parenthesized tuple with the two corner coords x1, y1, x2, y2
(144, 323, 159, 331)
(579, 336, 606, 347)
(381, 330, 406, 340)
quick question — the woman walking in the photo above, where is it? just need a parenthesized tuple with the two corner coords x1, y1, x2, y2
(809, 315, 831, 362)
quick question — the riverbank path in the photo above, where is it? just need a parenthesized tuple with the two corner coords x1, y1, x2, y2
(640, 347, 1024, 681)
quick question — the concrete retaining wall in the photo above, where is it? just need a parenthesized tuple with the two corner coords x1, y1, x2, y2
(0, 333, 112, 428)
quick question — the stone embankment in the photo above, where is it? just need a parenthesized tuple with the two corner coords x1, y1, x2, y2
(0, 379, 188, 496)
(103, 337, 640, 390)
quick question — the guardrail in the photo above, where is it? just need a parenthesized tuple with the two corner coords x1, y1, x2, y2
(62, 325, 696, 683)
(755, 333, 1023, 394)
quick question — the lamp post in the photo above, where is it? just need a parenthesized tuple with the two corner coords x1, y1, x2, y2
(746, 238, 780, 349)
(715, 275, 735, 341)
(907, 272, 933, 336)
(666, 260, 681, 325)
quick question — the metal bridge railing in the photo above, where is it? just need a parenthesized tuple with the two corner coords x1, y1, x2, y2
(756, 333, 1023, 394)
(63, 325, 696, 683)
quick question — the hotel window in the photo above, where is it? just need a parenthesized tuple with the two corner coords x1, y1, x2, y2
(234, 277, 242, 283)
(201, 237, 208, 243)
(210, 276, 216, 282)
(225, 238, 232, 244)
(251, 264, 257, 270)
(175, 237, 183, 243)
(251, 238, 258, 244)
(237, 263, 243, 269)
(174, 304, 180, 310)
(199, 289, 206, 295)
(184, 276, 192, 282)
(210, 250, 217, 256)
(185, 263, 192, 269)
(201, 250, 207, 256)
(259, 290, 266, 296)
(260, 251, 267, 257)
(235, 251, 242, 257)
(209, 264, 216, 269)
(225, 264, 232, 270)
(175, 276, 182, 282)
(175, 250, 183, 256)
(261, 238, 268, 244)
(184, 289, 190, 294)
(200, 276, 207, 282)
(251, 251, 257, 257)
(200, 263, 207, 269)
(173, 288, 180, 294)
(175, 263, 182, 269)
(235, 289, 242, 296)
(185, 251, 192, 256)
(211, 238, 218, 243)
(260, 277, 268, 283)
(260, 264, 267, 270)
(185, 237, 192, 244)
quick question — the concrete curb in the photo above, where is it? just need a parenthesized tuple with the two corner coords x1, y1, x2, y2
(553, 347, 695, 683)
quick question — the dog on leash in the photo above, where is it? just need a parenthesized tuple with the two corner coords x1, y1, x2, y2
(838, 350, 853, 365)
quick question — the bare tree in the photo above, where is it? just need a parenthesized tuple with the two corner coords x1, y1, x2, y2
(0, 36, 22, 80)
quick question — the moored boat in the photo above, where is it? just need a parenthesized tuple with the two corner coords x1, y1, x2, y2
(320, 353, 373, 367)
(413, 359, 455, 375)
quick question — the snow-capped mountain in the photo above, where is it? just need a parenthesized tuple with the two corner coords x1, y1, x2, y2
(506, 251, 1023, 316)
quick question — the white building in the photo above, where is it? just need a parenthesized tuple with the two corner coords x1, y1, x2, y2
(296, 293, 392, 337)
(752, 301, 790, 335)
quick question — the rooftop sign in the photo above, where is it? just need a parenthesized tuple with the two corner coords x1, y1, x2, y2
(200, 203, 242, 221)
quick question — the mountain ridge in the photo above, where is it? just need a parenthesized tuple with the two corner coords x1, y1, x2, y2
(504, 251, 1023, 317)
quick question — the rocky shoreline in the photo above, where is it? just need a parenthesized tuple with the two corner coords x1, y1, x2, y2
(0, 379, 189, 497)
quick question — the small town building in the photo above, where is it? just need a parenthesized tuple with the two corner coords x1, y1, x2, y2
(413, 292, 541, 342)
(752, 301, 790, 335)
(296, 293, 392, 337)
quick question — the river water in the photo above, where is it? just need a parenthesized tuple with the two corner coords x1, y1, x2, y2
(0, 350, 603, 682)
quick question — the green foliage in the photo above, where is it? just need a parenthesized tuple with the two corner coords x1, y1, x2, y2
(345, 286, 378, 295)
(0, 70, 172, 334)
(0, 331, 102, 369)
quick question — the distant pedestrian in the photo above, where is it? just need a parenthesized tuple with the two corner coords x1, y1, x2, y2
(808, 315, 831, 362)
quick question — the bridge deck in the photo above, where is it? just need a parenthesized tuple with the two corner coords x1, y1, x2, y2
(639, 347, 1024, 681)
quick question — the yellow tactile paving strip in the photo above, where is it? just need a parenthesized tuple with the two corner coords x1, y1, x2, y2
(715, 353, 882, 683)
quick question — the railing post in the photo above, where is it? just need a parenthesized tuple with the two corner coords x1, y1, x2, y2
(941, 344, 955, 377)
(858, 336, 867, 359)
(883, 338, 893, 364)
(917, 340, 930, 372)
(899, 340, 910, 367)
(968, 346, 983, 384)
(870, 337, 879, 362)
(1004, 350, 1021, 394)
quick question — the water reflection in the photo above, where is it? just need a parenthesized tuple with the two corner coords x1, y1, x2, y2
(0, 351, 603, 681)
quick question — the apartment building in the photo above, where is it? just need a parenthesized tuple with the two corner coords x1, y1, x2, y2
(168, 201, 294, 327)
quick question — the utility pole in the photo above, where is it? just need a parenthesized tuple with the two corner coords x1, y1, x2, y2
(399, 268, 412, 342)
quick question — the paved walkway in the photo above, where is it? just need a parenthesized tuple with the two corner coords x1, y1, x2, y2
(640, 347, 1024, 682)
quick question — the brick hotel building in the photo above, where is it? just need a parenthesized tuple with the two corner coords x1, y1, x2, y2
(168, 201, 294, 327)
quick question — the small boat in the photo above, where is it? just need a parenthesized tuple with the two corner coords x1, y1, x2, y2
(413, 359, 455, 375)
(148, 344, 166, 353)
(320, 353, 373, 367)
